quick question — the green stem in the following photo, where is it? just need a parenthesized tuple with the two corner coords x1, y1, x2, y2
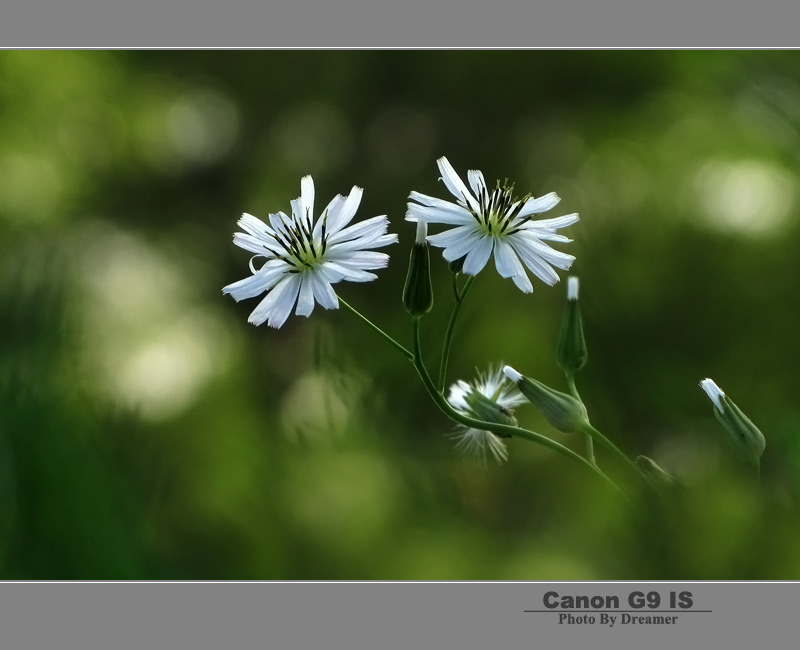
(579, 421, 641, 476)
(339, 298, 414, 361)
(566, 371, 595, 465)
(413, 318, 624, 497)
(437, 275, 476, 393)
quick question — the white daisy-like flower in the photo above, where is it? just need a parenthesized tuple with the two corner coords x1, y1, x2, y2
(406, 157, 579, 293)
(447, 366, 527, 464)
(223, 176, 398, 328)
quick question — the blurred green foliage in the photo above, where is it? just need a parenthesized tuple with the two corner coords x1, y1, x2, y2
(2, 51, 800, 579)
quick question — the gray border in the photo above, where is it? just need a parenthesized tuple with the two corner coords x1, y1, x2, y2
(1, 1, 800, 47)
(1, 1, 798, 644)
(0, 580, 795, 649)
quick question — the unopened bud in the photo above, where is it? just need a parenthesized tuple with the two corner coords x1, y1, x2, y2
(503, 365, 588, 433)
(402, 220, 434, 316)
(699, 378, 765, 463)
(448, 256, 465, 275)
(635, 455, 678, 488)
(557, 276, 587, 373)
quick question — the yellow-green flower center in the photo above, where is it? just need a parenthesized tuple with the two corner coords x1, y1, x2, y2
(270, 209, 329, 273)
(468, 180, 531, 237)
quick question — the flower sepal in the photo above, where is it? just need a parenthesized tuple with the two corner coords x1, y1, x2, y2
(463, 390, 518, 434)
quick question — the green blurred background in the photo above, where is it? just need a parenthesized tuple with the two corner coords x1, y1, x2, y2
(1, 50, 800, 580)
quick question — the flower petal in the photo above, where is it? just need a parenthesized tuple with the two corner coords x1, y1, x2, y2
(509, 238, 561, 285)
(436, 157, 481, 213)
(268, 212, 293, 240)
(321, 260, 378, 283)
(494, 240, 533, 293)
(467, 169, 488, 201)
(222, 260, 289, 300)
(326, 186, 363, 236)
(493, 239, 521, 278)
(332, 233, 398, 253)
(232, 232, 279, 256)
(328, 214, 390, 246)
(406, 200, 474, 226)
(426, 225, 482, 261)
(461, 234, 494, 275)
(517, 192, 561, 218)
(513, 231, 576, 269)
(327, 250, 389, 270)
(510, 269, 533, 293)
(237, 213, 276, 238)
(313, 194, 346, 240)
(309, 271, 339, 310)
(524, 212, 580, 232)
(300, 175, 315, 223)
(248, 273, 301, 328)
(295, 274, 316, 317)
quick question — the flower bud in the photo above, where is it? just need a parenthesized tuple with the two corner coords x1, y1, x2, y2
(557, 276, 588, 373)
(635, 455, 678, 488)
(402, 220, 434, 316)
(503, 365, 588, 433)
(448, 256, 465, 274)
(699, 378, 765, 463)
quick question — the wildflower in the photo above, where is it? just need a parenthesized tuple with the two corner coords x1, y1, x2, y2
(406, 157, 578, 293)
(447, 366, 527, 463)
(223, 176, 397, 328)
(699, 378, 765, 463)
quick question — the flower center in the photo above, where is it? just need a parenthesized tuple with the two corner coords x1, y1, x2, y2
(271, 209, 328, 272)
(468, 180, 530, 238)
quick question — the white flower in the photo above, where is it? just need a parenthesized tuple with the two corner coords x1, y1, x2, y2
(406, 156, 579, 293)
(447, 366, 527, 464)
(223, 176, 397, 328)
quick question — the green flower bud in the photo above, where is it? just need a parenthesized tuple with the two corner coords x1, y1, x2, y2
(464, 389, 518, 432)
(635, 455, 679, 488)
(557, 276, 588, 373)
(699, 378, 766, 463)
(402, 220, 434, 316)
(503, 365, 589, 433)
(448, 256, 465, 275)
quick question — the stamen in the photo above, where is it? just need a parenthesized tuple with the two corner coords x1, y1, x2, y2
(320, 211, 328, 255)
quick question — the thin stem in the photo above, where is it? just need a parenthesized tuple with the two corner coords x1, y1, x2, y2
(566, 371, 595, 465)
(579, 421, 641, 476)
(412, 318, 625, 497)
(437, 274, 476, 393)
(339, 297, 414, 361)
